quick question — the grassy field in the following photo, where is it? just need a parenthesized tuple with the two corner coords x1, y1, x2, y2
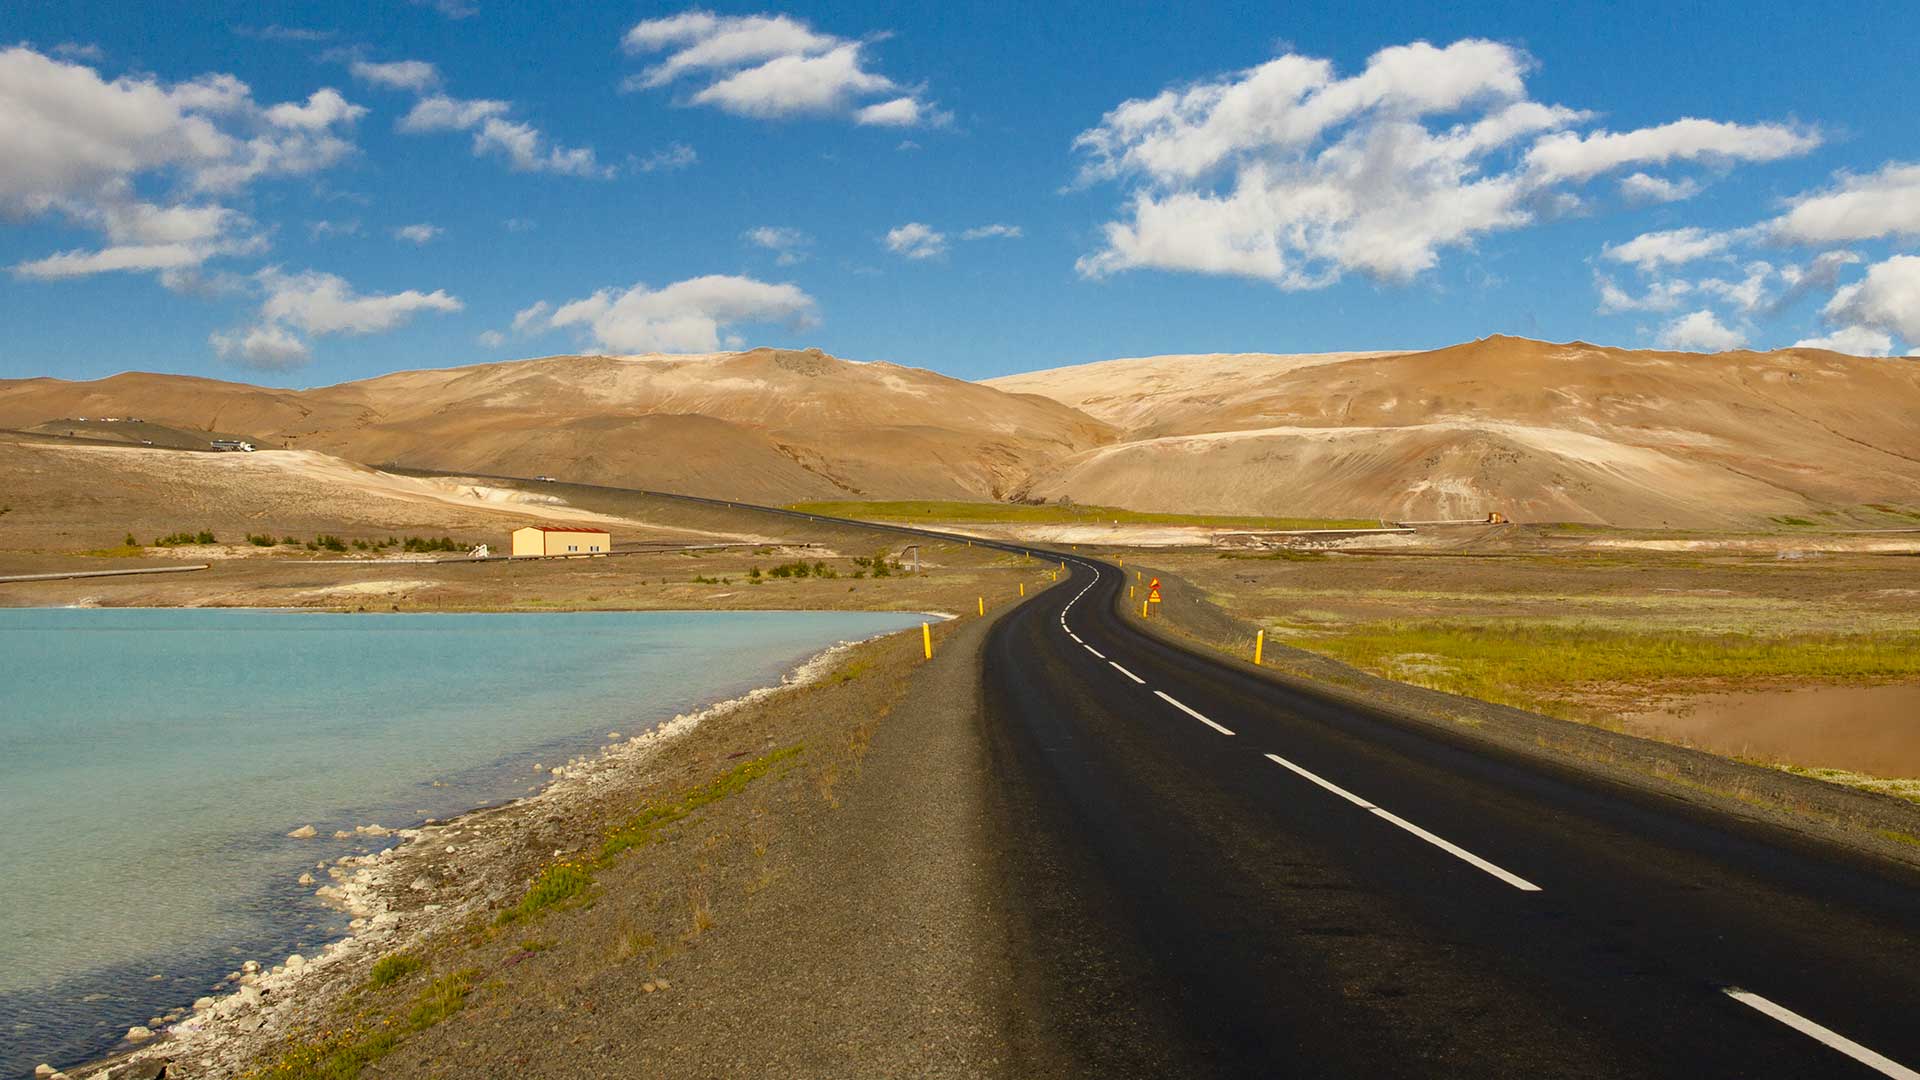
(1302, 621, 1920, 717)
(786, 499, 1382, 531)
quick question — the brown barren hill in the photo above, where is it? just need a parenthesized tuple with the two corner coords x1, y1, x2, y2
(0, 348, 1115, 503)
(987, 337, 1920, 527)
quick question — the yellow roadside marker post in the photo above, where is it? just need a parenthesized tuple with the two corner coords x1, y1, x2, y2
(1142, 600, 1149, 618)
(977, 597, 984, 616)
(1019, 582, 1025, 597)
(922, 622, 932, 659)
(1254, 629, 1265, 666)
(1130, 585, 1135, 600)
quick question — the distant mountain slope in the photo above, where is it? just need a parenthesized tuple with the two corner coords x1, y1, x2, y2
(0, 348, 1116, 503)
(992, 337, 1920, 527)
(5, 338, 1916, 527)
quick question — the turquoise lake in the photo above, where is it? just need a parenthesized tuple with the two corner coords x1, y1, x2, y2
(0, 606, 925, 1075)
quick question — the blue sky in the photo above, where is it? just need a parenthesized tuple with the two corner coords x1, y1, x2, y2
(3, 1, 1917, 387)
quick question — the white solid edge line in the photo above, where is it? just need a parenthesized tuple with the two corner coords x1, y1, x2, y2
(1724, 990, 1920, 1079)
(1070, 633, 1083, 643)
(1109, 661, 1145, 684)
(1153, 690, 1234, 735)
(1084, 644, 1105, 658)
(1262, 754, 1542, 892)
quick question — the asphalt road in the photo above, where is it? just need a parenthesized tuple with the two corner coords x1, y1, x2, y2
(980, 556, 1920, 1078)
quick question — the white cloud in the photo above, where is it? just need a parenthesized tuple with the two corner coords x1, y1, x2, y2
(962, 223, 1023, 240)
(11, 199, 264, 280)
(1770, 162, 1920, 244)
(1601, 226, 1743, 271)
(264, 88, 365, 130)
(211, 322, 310, 369)
(1594, 273, 1691, 313)
(1657, 309, 1746, 352)
(212, 268, 460, 368)
(0, 45, 232, 214)
(744, 225, 809, 264)
(1793, 326, 1895, 356)
(623, 10, 941, 126)
(856, 96, 947, 128)
(1524, 118, 1817, 184)
(527, 274, 818, 353)
(477, 329, 506, 347)
(636, 142, 697, 172)
(257, 268, 461, 335)
(1822, 254, 1920, 343)
(350, 59, 441, 92)
(510, 300, 551, 334)
(1619, 172, 1700, 203)
(1074, 40, 1815, 288)
(885, 222, 946, 259)
(1695, 261, 1775, 314)
(399, 94, 606, 176)
(394, 223, 441, 244)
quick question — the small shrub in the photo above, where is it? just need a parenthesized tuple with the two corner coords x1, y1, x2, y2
(368, 951, 425, 988)
(497, 861, 593, 924)
(314, 534, 348, 552)
(124, 533, 140, 548)
(247, 533, 276, 547)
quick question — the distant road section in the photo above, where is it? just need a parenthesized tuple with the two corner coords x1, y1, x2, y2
(0, 564, 208, 584)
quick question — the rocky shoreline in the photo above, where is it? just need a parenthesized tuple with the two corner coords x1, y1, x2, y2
(51, 636, 893, 1080)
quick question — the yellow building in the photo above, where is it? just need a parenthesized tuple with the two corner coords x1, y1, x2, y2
(511, 525, 611, 557)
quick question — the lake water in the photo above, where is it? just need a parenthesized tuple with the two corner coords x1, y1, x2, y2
(0, 607, 925, 1076)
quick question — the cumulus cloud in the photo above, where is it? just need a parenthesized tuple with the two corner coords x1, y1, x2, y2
(264, 88, 366, 130)
(211, 322, 311, 369)
(211, 268, 459, 368)
(623, 10, 942, 126)
(1657, 309, 1746, 352)
(51, 42, 106, 62)
(1822, 254, 1920, 344)
(524, 274, 818, 353)
(885, 222, 946, 259)
(394, 223, 441, 244)
(350, 59, 441, 92)
(11, 196, 266, 280)
(1619, 172, 1701, 204)
(1793, 326, 1895, 357)
(744, 225, 809, 264)
(962, 223, 1022, 240)
(399, 94, 606, 176)
(1770, 162, 1920, 244)
(411, 0, 478, 18)
(1073, 40, 1817, 288)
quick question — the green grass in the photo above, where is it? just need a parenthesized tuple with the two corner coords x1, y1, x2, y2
(1301, 621, 1920, 712)
(366, 951, 425, 989)
(494, 745, 804, 928)
(248, 969, 477, 1080)
(599, 745, 803, 862)
(786, 499, 1381, 531)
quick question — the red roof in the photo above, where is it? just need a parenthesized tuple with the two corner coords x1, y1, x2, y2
(518, 525, 610, 533)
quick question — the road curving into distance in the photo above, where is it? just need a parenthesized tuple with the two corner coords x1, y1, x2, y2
(983, 555, 1920, 1078)
(500, 477, 1920, 1077)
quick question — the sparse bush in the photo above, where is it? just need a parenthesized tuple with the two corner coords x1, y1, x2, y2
(314, 534, 348, 552)
(124, 533, 139, 548)
(368, 951, 425, 988)
(247, 533, 276, 547)
(153, 530, 216, 547)
(498, 861, 593, 925)
(402, 535, 461, 553)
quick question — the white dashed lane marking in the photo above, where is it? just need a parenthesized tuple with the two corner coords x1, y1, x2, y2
(1109, 661, 1145, 684)
(1153, 690, 1233, 736)
(1263, 753, 1542, 892)
(1722, 990, 1920, 1079)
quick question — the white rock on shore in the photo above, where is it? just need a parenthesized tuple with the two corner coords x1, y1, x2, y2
(286, 824, 317, 839)
(126, 1025, 154, 1042)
